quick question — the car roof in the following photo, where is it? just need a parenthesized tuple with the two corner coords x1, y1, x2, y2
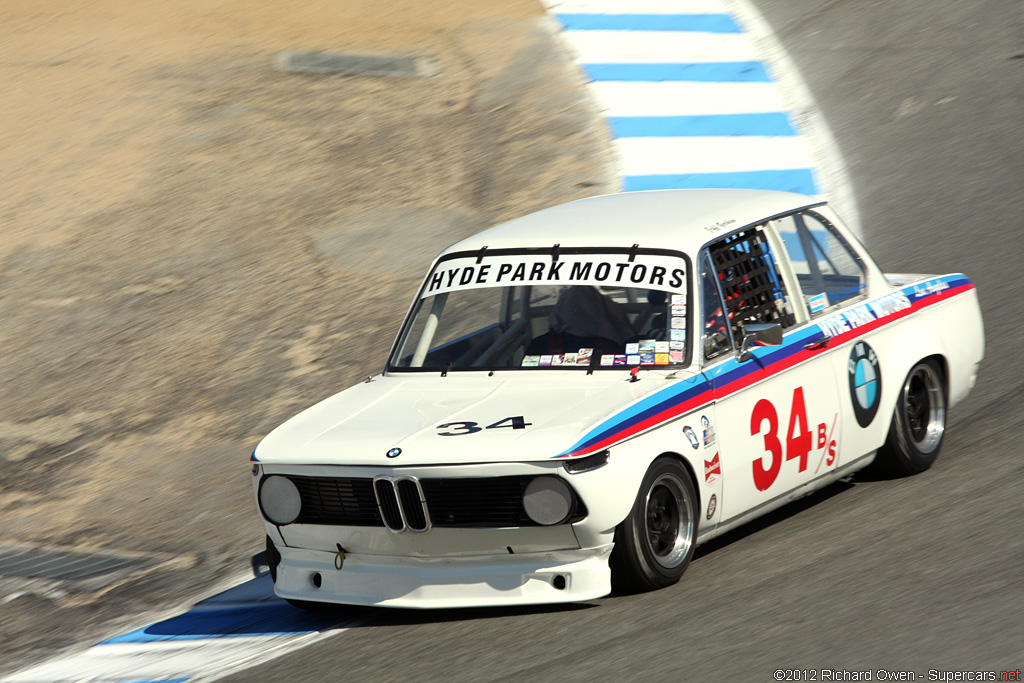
(440, 189, 823, 257)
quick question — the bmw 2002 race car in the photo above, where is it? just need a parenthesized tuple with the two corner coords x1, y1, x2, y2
(253, 189, 984, 608)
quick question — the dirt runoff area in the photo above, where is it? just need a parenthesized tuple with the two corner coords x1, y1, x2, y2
(0, 0, 614, 674)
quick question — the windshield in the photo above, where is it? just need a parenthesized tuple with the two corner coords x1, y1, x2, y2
(389, 250, 691, 371)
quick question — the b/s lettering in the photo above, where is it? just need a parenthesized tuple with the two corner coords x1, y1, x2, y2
(437, 415, 532, 436)
(751, 387, 838, 491)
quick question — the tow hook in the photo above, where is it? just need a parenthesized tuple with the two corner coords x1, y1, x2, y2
(334, 543, 346, 570)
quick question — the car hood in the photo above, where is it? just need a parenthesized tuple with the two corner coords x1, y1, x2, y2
(254, 372, 675, 466)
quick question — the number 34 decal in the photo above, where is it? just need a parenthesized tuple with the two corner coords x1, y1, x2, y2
(437, 416, 532, 436)
(750, 387, 838, 491)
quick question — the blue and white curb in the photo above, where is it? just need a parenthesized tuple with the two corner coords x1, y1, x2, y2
(544, 0, 859, 233)
(2, 3, 857, 682)
(2, 574, 358, 683)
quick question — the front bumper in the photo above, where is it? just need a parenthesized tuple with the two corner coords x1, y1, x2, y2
(273, 543, 613, 609)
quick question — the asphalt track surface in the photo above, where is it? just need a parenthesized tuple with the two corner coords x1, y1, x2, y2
(226, 2, 1023, 680)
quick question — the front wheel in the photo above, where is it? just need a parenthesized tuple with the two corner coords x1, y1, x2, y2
(610, 457, 698, 593)
(876, 359, 947, 476)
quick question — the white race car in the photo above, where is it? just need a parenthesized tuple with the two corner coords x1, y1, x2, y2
(253, 189, 984, 608)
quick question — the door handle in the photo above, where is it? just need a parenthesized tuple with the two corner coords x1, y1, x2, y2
(803, 335, 831, 350)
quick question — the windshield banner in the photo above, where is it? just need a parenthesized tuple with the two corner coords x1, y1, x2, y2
(422, 253, 687, 298)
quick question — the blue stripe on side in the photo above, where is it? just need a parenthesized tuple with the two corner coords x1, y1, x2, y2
(101, 604, 341, 644)
(565, 379, 712, 455)
(555, 14, 741, 33)
(609, 113, 797, 137)
(709, 325, 821, 390)
(624, 169, 819, 194)
(904, 274, 970, 304)
(582, 62, 771, 82)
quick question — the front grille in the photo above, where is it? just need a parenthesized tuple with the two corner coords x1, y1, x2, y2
(280, 474, 587, 529)
(422, 477, 533, 527)
(291, 476, 381, 526)
(373, 478, 404, 531)
(396, 479, 428, 531)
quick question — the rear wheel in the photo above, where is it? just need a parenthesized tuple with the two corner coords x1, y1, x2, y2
(611, 457, 698, 593)
(876, 359, 946, 476)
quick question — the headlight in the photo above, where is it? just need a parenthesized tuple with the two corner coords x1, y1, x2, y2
(259, 475, 302, 525)
(523, 476, 573, 525)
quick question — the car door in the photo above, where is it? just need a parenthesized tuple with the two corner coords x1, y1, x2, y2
(700, 224, 844, 524)
(769, 209, 872, 470)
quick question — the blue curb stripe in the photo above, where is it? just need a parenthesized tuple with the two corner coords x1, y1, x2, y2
(609, 113, 797, 137)
(100, 604, 340, 644)
(555, 13, 741, 33)
(583, 62, 771, 82)
(624, 169, 819, 194)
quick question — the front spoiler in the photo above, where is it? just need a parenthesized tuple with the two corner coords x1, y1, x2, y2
(273, 544, 614, 609)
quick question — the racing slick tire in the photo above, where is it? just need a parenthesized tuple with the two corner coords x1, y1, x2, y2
(875, 359, 946, 476)
(610, 456, 698, 593)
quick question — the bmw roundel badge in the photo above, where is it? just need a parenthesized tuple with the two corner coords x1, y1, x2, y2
(848, 341, 881, 428)
(386, 447, 402, 458)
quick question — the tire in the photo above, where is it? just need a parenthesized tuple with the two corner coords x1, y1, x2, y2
(610, 457, 698, 593)
(876, 359, 947, 476)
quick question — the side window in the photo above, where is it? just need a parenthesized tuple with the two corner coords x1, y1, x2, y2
(701, 254, 733, 361)
(773, 210, 867, 316)
(708, 227, 795, 343)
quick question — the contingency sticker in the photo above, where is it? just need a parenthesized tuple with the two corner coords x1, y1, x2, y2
(701, 415, 716, 447)
(521, 355, 540, 367)
(704, 452, 721, 486)
(683, 426, 700, 449)
(576, 348, 593, 366)
(625, 342, 639, 355)
(808, 292, 829, 314)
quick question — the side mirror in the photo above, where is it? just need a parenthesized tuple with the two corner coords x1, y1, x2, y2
(737, 322, 783, 362)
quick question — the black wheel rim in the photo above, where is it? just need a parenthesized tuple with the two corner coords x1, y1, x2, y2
(903, 363, 945, 454)
(643, 473, 693, 569)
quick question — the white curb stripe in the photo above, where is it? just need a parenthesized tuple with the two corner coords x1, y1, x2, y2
(590, 81, 787, 116)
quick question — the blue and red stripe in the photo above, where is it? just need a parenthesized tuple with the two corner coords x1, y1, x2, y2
(556, 275, 974, 458)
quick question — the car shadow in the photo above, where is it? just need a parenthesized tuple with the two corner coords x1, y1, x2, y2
(693, 477, 856, 561)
